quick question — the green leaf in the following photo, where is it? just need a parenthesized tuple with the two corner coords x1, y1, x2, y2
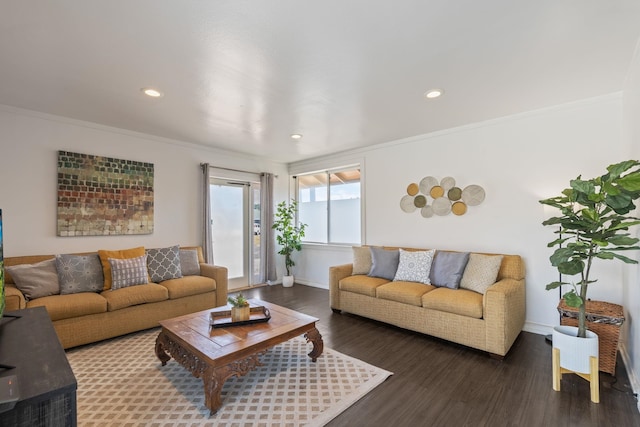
(613, 253, 638, 264)
(607, 235, 639, 246)
(545, 281, 563, 290)
(606, 193, 633, 211)
(549, 247, 574, 265)
(617, 171, 640, 191)
(606, 160, 638, 180)
(563, 291, 583, 308)
(558, 259, 584, 276)
(570, 178, 594, 195)
(602, 181, 621, 196)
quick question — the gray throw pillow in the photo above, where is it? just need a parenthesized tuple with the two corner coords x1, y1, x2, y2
(146, 245, 182, 283)
(55, 253, 104, 294)
(352, 246, 372, 275)
(429, 251, 470, 289)
(109, 255, 150, 290)
(179, 249, 201, 276)
(460, 254, 504, 294)
(368, 247, 399, 281)
(6, 258, 60, 300)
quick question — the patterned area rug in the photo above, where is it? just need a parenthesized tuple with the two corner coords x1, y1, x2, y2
(66, 328, 392, 426)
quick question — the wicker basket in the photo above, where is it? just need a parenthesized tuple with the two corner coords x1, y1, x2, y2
(557, 299, 625, 376)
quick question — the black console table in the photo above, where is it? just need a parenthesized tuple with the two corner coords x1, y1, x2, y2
(0, 307, 77, 426)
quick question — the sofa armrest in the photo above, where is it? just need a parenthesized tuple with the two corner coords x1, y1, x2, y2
(199, 264, 228, 308)
(484, 278, 526, 356)
(329, 264, 353, 310)
(3, 284, 27, 311)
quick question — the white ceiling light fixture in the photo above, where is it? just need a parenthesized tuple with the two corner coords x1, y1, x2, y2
(290, 134, 303, 140)
(141, 87, 164, 98)
(424, 89, 444, 99)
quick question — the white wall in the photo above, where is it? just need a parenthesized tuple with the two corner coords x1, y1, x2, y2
(291, 94, 632, 337)
(0, 106, 289, 267)
(622, 40, 640, 403)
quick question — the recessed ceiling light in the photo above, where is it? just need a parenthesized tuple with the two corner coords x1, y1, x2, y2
(424, 89, 444, 99)
(291, 134, 303, 140)
(141, 87, 164, 98)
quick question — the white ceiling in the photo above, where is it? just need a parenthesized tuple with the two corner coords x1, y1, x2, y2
(1, 1, 640, 163)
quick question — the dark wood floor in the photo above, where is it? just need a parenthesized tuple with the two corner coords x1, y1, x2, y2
(239, 284, 640, 427)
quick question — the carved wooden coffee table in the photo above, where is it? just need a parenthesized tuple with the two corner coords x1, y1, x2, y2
(155, 299, 323, 414)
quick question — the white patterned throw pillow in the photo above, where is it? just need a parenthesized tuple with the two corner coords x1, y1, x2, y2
(109, 255, 149, 290)
(393, 249, 435, 284)
(459, 253, 504, 294)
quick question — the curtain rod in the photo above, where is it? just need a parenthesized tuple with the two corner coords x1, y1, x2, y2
(200, 163, 278, 178)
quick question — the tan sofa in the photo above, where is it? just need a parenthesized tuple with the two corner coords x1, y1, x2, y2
(329, 248, 525, 357)
(3, 246, 228, 349)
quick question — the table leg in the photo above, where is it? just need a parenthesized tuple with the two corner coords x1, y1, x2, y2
(202, 353, 266, 415)
(304, 327, 323, 362)
(155, 331, 172, 366)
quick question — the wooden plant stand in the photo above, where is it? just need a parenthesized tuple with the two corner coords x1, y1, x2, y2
(552, 348, 599, 403)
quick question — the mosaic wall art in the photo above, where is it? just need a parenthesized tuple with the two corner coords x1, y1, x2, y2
(57, 151, 154, 236)
(400, 176, 485, 218)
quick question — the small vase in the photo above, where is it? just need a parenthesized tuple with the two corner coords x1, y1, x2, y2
(282, 275, 294, 287)
(231, 306, 250, 322)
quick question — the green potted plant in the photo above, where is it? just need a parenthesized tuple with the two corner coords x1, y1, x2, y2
(272, 200, 307, 287)
(228, 292, 250, 321)
(540, 160, 640, 397)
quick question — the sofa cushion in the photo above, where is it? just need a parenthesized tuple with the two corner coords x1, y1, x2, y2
(26, 292, 107, 321)
(101, 283, 168, 311)
(55, 253, 104, 295)
(352, 246, 372, 275)
(109, 255, 150, 290)
(421, 287, 484, 319)
(146, 245, 183, 282)
(339, 275, 389, 297)
(376, 281, 435, 307)
(368, 247, 399, 280)
(160, 275, 216, 299)
(179, 249, 201, 276)
(393, 249, 435, 284)
(5, 258, 60, 300)
(460, 254, 504, 294)
(429, 251, 470, 289)
(98, 246, 146, 290)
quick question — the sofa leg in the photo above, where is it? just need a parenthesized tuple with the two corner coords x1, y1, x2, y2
(489, 353, 505, 361)
(331, 308, 342, 314)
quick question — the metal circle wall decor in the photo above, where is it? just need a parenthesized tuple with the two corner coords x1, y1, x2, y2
(400, 195, 417, 212)
(399, 175, 485, 219)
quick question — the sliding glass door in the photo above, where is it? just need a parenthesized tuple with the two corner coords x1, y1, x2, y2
(210, 179, 260, 290)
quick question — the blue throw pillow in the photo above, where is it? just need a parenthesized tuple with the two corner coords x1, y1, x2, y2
(368, 247, 400, 280)
(429, 251, 470, 289)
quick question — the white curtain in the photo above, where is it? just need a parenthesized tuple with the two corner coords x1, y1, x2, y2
(201, 163, 213, 264)
(260, 173, 277, 283)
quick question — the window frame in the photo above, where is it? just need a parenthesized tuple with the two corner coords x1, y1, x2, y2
(293, 163, 363, 246)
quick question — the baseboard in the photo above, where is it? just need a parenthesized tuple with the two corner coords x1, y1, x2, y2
(293, 279, 329, 290)
(523, 321, 553, 336)
(619, 343, 640, 412)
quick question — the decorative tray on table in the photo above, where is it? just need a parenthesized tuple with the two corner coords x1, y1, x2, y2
(209, 305, 271, 328)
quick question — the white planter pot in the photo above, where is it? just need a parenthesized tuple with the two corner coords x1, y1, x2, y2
(282, 275, 294, 287)
(552, 325, 599, 374)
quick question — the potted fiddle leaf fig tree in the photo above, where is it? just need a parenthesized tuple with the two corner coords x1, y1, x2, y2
(272, 200, 307, 287)
(540, 160, 640, 338)
(540, 160, 640, 392)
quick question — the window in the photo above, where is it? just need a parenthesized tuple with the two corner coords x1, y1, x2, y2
(296, 166, 361, 244)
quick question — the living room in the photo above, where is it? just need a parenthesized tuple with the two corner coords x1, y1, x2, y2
(2, 2, 640, 425)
